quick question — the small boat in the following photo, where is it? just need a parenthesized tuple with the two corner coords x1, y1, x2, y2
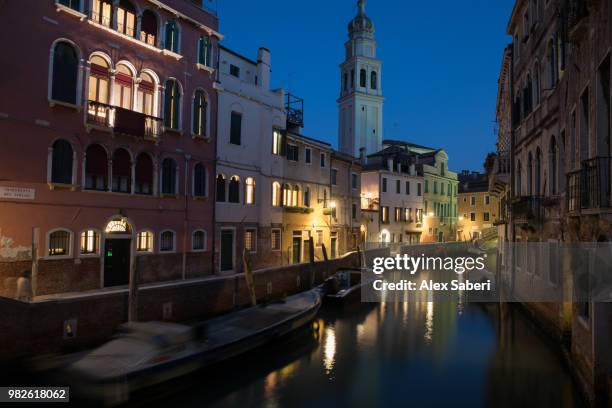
(65, 288, 322, 406)
(324, 267, 372, 307)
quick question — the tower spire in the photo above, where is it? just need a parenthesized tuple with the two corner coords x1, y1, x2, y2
(358, 0, 366, 15)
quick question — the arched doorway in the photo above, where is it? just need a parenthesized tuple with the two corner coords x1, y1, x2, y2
(103, 216, 133, 287)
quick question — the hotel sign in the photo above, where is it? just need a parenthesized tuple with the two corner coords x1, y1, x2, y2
(0, 186, 35, 200)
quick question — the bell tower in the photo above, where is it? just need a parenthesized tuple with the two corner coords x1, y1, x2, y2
(338, 0, 384, 158)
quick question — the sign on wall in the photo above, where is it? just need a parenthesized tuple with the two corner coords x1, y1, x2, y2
(0, 186, 35, 200)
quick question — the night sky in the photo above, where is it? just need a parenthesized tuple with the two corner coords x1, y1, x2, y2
(215, 0, 515, 173)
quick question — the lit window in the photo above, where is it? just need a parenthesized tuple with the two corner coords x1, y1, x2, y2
(117, 0, 136, 37)
(272, 181, 281, 207)
(80, 229, 99, 255)
(271, 229, 281, 251)
(282, 184, 291, 206)
(92, 0, 112, 27)
(292, 185, 300, 207)
(245, 177, 255, 205)
(272, 129, 285, 155)
(136, 231, 153, 252)
(245, 229, 256, 252)
(48, 230, 70, 256)
(160, 231, 175, 252)
(192, 230, 206, 251)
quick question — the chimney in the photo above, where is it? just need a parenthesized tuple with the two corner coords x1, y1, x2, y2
(359, 148, 367, 165)
(387, 158, 394, 172)
(257, 47, 271, 90)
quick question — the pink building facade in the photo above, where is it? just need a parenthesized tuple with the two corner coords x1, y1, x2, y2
(0, 0, 220, 297)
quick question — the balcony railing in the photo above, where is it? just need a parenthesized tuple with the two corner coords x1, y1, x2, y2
(285, 93, 304, 128)
(567, 157, 612, 212)
(512, 196, 544, 224)
(87, 101, 162, 140)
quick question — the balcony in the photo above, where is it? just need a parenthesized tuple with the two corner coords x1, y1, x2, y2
(285, 93, 304, 128)
(86, 101, 162, 141)
(284, 206, 314, 214)
(512, 196, 544, 225)
(567, 157, 612, 213)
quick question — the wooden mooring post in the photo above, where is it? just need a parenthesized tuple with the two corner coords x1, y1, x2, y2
(243, 248, 257, 306)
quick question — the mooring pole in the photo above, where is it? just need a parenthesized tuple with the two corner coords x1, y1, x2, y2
(243, 248, 257, 306)
(128, 248, 138, 322)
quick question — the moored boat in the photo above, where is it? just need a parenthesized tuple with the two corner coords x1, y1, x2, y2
(65, 287, 323, 406)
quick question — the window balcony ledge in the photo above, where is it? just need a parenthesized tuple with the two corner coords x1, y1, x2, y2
(164, 127, 183, 136)
(48, 182, 79, 191)
(196, 63, 215, 74)
(284, 206, 314, 214)
(161, 49, 183, 60)
(160, 193, 179, 199)
(192, 134, 211, 142)
(77, 253, 101, 259)
(55, 3, 87, 20)
(85, 123, 113, 134)
(49, 99, 81, 111)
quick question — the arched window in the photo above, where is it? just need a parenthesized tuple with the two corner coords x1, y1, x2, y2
(216, 174, 226, 202)
(516, 160, 522, 196)
(92, 0, 113, 27)
(114, 64, 133, 109)
(112, 148, 131, 193)
(160, 230, 175, 252)
(135, 153, 153, 195)
(193, 163, 207, 197)
(304, 186, 311, 208)
(164, 79, 181, 130)
(85, 144, 108, 191)
(198, 36, 213, 67)
(371, 71, 377, 90)
(116, 0, 136, 37)
(161, 157, 177, 195)
(48, 229, 71, 257)
(549, 137, 558, 196)
(192, 230, 207, 251)
(548, 39, 556, 88)
(245, 177, 255, 205)
(360, 69, 366, 87)
(292, 185, 300, 207)
(527, 152, 533, 195)
(272, 181, 281, 207)
(192, 90, 208, 136)
(51, 41, 79, 104)
(534, 61, 541, 105)
(535, 147, 542, 195)
(137, 72, 155, 116)
(140, 10, 157, 45)
(88, 55, 111, 126)
(164, 20, 180, 53)
(282, 184, 291, 206)
(228, 176, 240, 203)
(51, 139, 73, 184)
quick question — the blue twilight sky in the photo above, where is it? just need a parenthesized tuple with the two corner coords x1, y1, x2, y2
(215, 0, 515, 173)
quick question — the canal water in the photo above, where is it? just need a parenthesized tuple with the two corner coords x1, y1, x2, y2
(150, 299, 585, 408)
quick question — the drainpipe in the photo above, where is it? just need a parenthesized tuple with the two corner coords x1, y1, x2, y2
(509, 45, 516, 295)
(183, 154, 191, 280)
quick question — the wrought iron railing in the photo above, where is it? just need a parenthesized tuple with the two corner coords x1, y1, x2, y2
(512, 196, 544, 223)
(582, 156, 611, 209)
(87, 100, 162, 140)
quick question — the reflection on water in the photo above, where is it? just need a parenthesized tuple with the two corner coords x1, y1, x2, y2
(153, 298, 584, 408)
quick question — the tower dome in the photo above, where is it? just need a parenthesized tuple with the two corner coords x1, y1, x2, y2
(348, 0, 374, 36)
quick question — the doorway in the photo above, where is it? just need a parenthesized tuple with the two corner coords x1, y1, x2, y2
(437, 231, 444, 243)
(292, 232, 302, 264)
(330, 232, 338, 259)
(104, 238, 131, 287)
(220, 229, 234, 272)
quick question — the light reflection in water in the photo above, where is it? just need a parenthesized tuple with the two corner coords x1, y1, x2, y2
(424, 291, 434, 344)
(323, 326, 336, 376)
